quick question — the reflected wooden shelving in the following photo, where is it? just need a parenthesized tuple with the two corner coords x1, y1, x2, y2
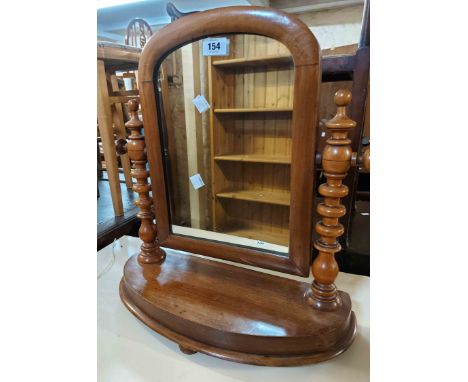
(212, 54, 292, 68)
(214, 107, 293, 114)
(223, 227, 289, 247)
(214, 154, 291, 164)
(216, 189, 290, 206)
(209, 36, 293, 244)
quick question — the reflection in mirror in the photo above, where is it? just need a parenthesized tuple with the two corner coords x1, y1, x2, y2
(157, 34, 294, 255)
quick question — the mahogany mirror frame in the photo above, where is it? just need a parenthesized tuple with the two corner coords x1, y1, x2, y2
(138, 6, 321, 276)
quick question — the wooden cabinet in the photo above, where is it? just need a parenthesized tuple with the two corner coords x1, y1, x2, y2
(208, 35, 294, 246)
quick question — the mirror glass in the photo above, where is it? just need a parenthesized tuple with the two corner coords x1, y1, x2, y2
(156, 34, 294, 255)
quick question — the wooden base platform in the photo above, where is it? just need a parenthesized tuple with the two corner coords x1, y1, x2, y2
(120, 251, 357, 366)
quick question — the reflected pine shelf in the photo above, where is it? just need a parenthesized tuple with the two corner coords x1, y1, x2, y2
(212, 54, 293, 68)
(222, 227, 289, 247)
(214, 107, 293, 114)
(209, 36, 294, 258)
(214, 154, 291, 164)
(216, 189, 291, 206)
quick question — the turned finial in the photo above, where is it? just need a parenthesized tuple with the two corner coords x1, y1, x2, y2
(125, 99, 166, 265)
(128, 98, 139, 112)
(306, 89, 356, 311)
(325, 89, 355, 131)
(126, 99, 143, 130)
(334, 88, 352, 106)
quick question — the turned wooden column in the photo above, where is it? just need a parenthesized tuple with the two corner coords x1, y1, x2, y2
(307, 89, 356, 311)
(124, 99, 166, 264)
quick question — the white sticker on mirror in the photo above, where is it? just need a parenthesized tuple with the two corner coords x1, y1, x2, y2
(192, 95, 210, 113)
(189, 173, 205, 190)
(202, 37, 230, 56)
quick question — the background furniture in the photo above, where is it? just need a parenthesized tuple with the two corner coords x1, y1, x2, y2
(97, 41, 140, 216)
(98, 236, 369, 380)
(125, 18, 153, 48)
(122, 18, 153, 91)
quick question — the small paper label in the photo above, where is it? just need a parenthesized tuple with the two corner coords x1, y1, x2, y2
(189, 174, 205, 190)
(202, 37, 230, 56)
(192, 95, 210, 113)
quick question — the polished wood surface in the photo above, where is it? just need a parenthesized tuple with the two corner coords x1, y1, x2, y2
(139, 6, 320, 276)
(124, 99, 165, 264)
(120, 250, 356, 366)
(307, 89, 356, 311)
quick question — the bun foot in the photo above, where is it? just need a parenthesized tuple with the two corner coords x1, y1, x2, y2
(179, 345, 197, 355)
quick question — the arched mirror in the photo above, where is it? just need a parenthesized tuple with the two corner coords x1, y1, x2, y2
(139, 7, 320, 276)
(160, 37, 296, 253)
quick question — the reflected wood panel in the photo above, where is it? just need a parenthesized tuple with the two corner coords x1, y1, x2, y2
(159, 34, 295, 253)
(208, 35, 294, 248)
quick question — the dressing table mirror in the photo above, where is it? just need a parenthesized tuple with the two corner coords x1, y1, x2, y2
(154, 27, 315, 274)
(119, 6, 363, 366)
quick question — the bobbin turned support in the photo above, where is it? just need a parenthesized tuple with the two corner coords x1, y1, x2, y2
(123, 99, 165, 265)
(306, 89, 356, 311)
